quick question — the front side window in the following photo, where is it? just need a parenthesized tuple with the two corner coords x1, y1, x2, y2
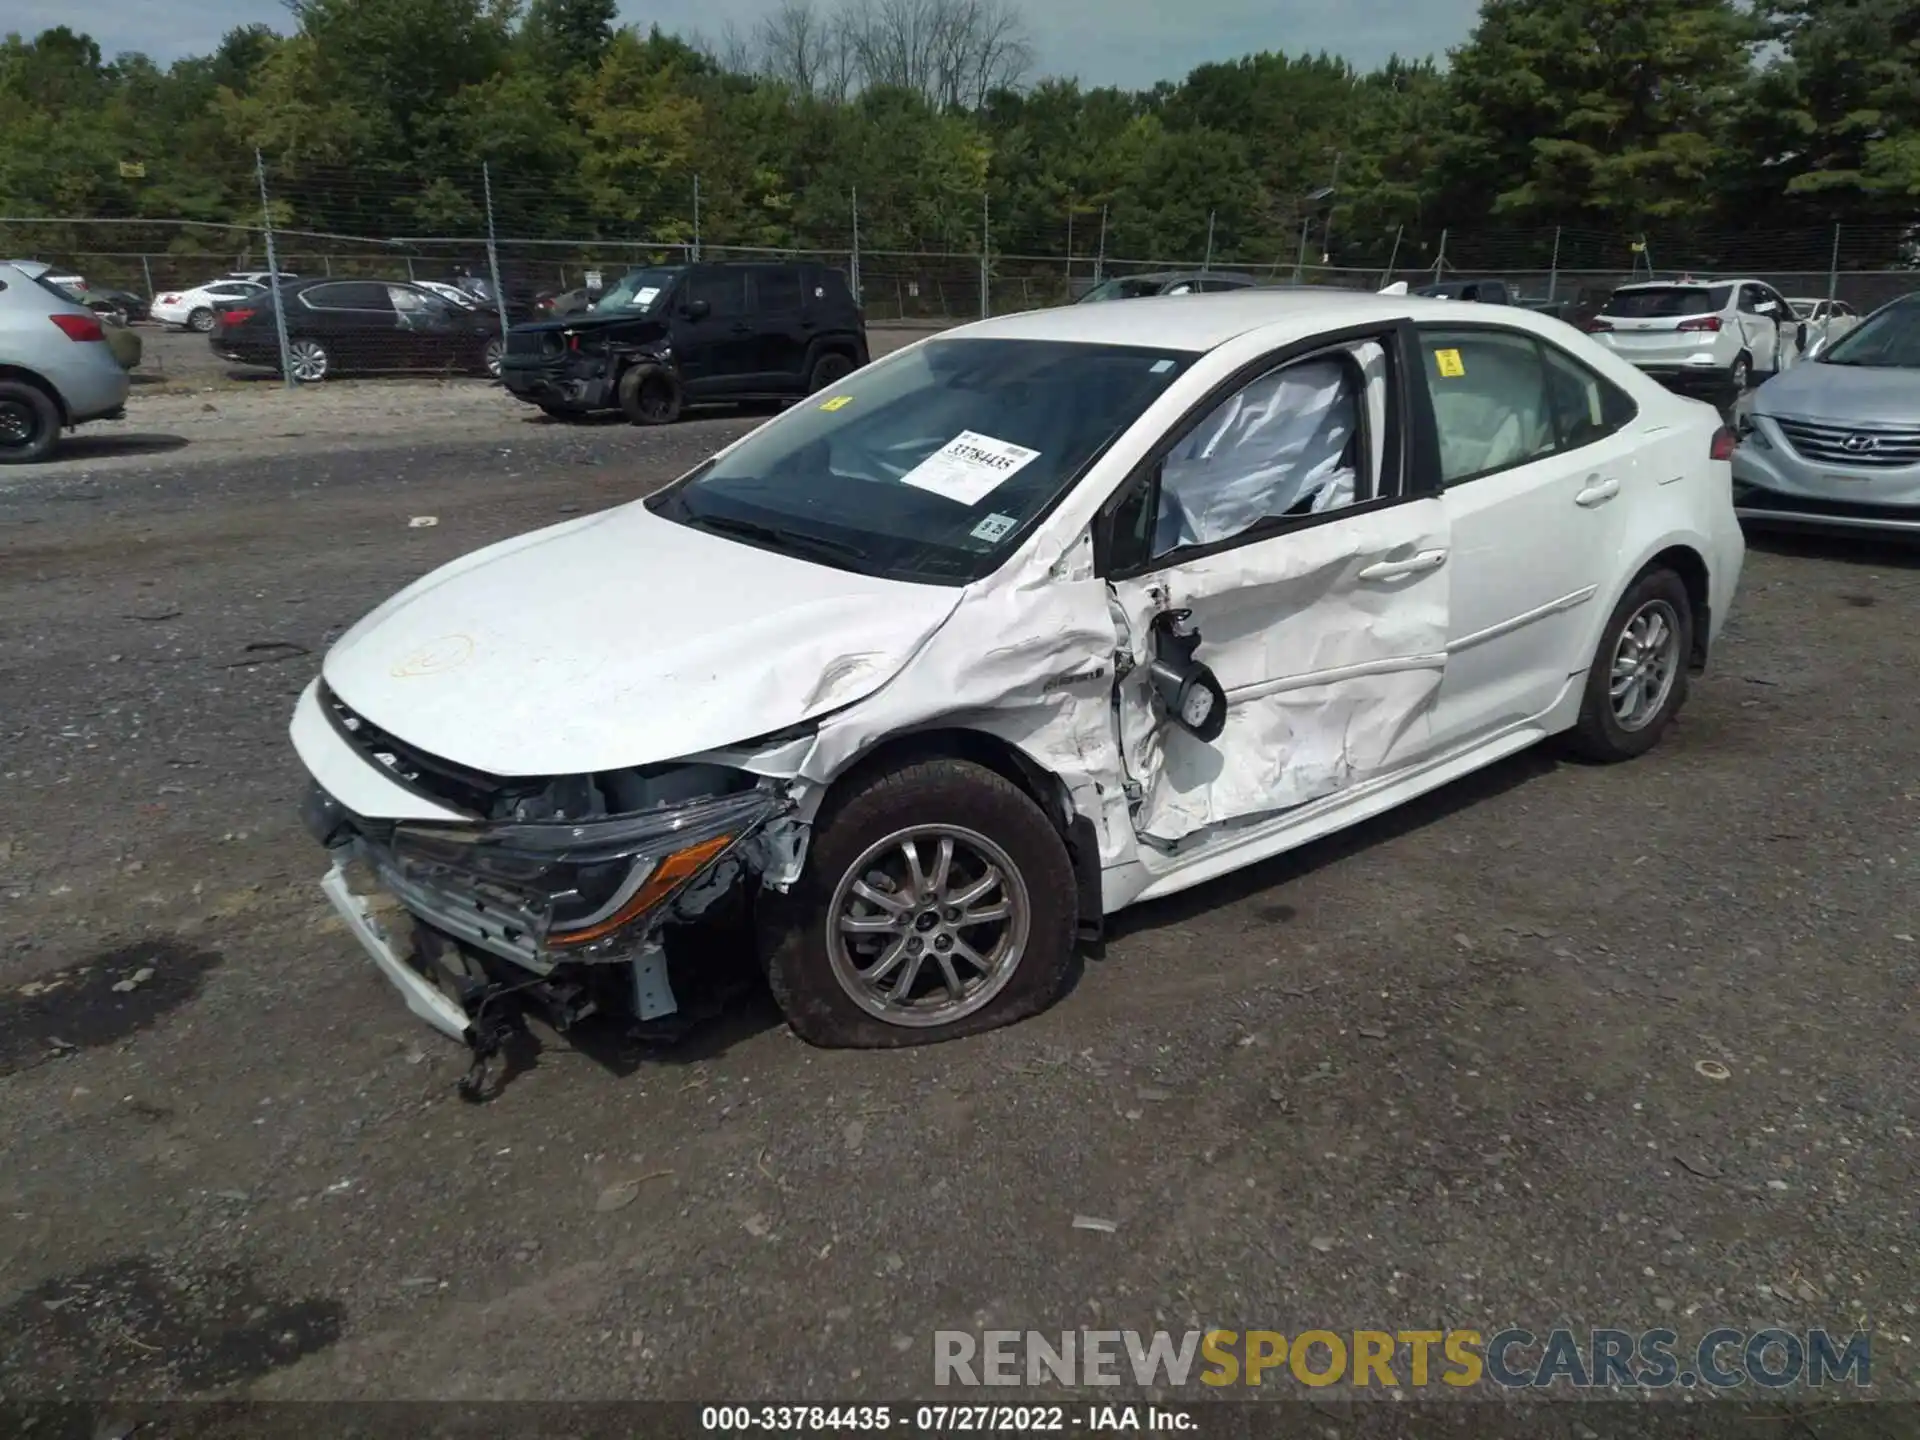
(686, 268, 747, 318)
(1151, 352, 1369, 558)
(1419, 329, 1558, 484)
(648, 337, 1191, 584)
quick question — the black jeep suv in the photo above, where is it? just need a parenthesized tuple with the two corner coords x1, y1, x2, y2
(499, 261, 869, 424)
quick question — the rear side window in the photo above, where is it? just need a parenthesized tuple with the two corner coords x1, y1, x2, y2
(303, 282, 392, 311)
(1603, 286, 1729, 318)
(755, 268, 803, 314)
(1540, 344, 1638, 448)
(1418, 328, 1559, 484)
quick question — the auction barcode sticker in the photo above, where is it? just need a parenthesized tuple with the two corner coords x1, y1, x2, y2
(899, 431, 1041, 506)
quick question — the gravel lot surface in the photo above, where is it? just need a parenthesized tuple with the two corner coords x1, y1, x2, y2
(1, 403, 1917, 1408)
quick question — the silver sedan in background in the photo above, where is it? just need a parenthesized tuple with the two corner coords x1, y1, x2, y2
(1734, 293, 1920, 534)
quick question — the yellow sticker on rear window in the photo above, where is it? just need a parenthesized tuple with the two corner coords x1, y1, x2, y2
(1435, 348, 1466, 378)
(819, 395, 854, 411)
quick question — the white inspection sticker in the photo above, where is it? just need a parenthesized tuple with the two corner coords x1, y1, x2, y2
(970, 512, 1019, 542)
(634, 286, 661, 306)
(899, 430, 1040, 506)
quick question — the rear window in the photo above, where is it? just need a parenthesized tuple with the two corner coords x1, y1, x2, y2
(1602, 286, 1730, 318)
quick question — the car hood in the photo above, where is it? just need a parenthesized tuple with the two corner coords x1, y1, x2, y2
(1755, 361, 1920, 423)
(321, 502, 964, 778)
(512, 312, 666, 337)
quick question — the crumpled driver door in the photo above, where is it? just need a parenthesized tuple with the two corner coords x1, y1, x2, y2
(1098, 326, 1452, 848)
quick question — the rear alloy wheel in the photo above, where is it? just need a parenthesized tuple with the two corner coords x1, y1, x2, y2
(762, 758, 1078, 1047)
(1566, 568, 1694, 762)
(807, 350, 857, 394)
(617, 363, 683, 425)
(286, 338, 331, 383)
(188, 307, 215, 333)
(1728, 352, 1752, 394)
(481, 336, 505, 380)
(0, 380, 61, 465)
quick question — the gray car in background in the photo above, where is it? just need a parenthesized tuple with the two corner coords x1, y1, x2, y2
(1733, 293, 1920, 534)
(0, 260, 131, 463)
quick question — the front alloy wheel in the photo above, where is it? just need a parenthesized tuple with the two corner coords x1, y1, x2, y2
(827, 825, 1031, 1028)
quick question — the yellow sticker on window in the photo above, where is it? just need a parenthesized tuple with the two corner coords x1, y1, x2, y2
(819, 395, 854, 411)
(1434, 348, 1466, 378)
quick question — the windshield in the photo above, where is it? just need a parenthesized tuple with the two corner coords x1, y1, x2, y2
(1603, 285, 1730, 318)
(593, 267, 682, 313)
(1820, 297, 1920, 369)
(648, 337, 1192, 584)
(1078, 277, 1164, 303)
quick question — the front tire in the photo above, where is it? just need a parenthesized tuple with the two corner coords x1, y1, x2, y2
(0, 380, 61, 465)
(763, 758, 1078, 1047)
(188, 307, 215, 333)
(1566, 568, 1693, 762)
(807, 350, 857, 393)
(617, 363, 683, 425)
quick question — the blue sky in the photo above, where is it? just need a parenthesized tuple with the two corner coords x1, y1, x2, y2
(28, 0, 1479, 85)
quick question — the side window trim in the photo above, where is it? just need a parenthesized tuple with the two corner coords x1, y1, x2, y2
(1096, 318, 1423, 581)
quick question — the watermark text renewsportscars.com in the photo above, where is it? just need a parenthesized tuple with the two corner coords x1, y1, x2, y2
(933, 1328, 1872, 1391)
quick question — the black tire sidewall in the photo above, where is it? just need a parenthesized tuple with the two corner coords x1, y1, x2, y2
(808, 352, 854, 393)
(764, 758, 1079, 1048)
(618, 363, 682, 425)
(1571, 569, 1693, 761)
(0, 381, 60, 465)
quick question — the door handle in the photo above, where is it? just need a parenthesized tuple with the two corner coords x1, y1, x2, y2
(1575, 475, 1620, 507)
(1358, 548, 1448, 581)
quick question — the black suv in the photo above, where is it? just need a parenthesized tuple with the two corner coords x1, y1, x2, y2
(500, 261, 870, 424)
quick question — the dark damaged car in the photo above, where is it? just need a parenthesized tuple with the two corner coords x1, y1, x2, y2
(499, 261, 870, 424)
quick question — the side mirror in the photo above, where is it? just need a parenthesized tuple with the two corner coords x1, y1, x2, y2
(683, 298, 711, 320)
(1147, 609, 1227, 743)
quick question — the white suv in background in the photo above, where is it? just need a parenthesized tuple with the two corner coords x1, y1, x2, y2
(1586, 279, 1805, 397)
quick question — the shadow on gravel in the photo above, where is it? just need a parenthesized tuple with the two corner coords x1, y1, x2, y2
(0, 939, 222, 1078)
(1743, 525, 1920, 569)
(0, 1255, 343, 1396)
(44, 434, 189, 463)
(1106, 744, 1563, 943)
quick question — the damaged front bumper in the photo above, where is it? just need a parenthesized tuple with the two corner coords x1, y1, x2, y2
(305, 778, 788, 1054)
(499, 355, 615, 411)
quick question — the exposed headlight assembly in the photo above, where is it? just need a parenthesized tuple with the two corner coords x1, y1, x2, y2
(390, 788, 778, 953)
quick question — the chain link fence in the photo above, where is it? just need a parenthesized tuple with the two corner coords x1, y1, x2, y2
(4, 159, 1915, 382)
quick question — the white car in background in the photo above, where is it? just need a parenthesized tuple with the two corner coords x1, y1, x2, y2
(1790, 298, 1861, 352)
(224, 270, 298, 287)
(152, 279, 267, 332)
(1586, 278, 1805, 396)
(291, 290, 1744, 1069)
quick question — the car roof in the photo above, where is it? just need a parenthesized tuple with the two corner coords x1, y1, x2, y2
(948, 288, 1544, 354)
(1611, 278, 1755, 289)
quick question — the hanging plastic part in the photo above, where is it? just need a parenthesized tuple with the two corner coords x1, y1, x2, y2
(1147, 609, 1229, 743)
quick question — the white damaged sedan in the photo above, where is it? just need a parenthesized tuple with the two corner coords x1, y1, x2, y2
(292, 290, 1745, 1069)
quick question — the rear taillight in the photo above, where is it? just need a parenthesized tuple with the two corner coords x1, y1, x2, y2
(159, 294, 179, 304)
(1584, 317, 1613, 332)
(48, 313, 104, 342)
(1711, 425, 1736, 461)
(222, 308, 256, 326)
(1678, 315, 1723, 332)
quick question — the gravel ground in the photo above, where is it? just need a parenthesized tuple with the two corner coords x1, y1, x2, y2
(1, 416, 1917, 1408)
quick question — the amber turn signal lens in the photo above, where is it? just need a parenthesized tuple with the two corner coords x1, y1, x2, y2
(545, 834, 734, 947)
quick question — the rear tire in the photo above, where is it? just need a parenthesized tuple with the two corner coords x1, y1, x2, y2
(0, 380, 61, 465)
(1728, 352, 1752, 393)
(617, 363, 683, 425)
(1566, 568, 1693, 763)
(188, 307, 214, 333)
(481, 336, 504, 380)
(762, 758, 1078, 1048)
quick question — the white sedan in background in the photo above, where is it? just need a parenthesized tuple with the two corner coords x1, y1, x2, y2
(290, 291, 1745, 1073)
(1789, 298, 1861, 352)
(151, 279, 266, 332)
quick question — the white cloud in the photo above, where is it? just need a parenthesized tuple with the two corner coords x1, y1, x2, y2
(43, 0, 1478, 85)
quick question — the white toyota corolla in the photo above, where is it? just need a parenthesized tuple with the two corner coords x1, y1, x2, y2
(291, 290, 1745, 1076)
